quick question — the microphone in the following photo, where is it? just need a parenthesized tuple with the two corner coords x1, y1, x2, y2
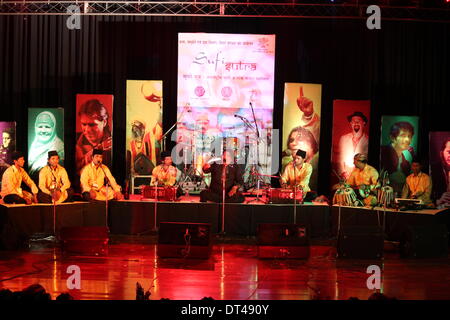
(249, 102, 252, 107)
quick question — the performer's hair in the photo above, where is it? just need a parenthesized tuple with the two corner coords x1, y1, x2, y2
(160, 151, 171, 160)
(389, 121, 414, 140)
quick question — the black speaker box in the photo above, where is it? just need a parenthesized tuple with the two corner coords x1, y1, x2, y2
(158, 222, 212, 259)
(257, 223, 310, 259)
(400, 224, 449, 258)
(337, 226, 384, 259)
(59, 226, 109, 256)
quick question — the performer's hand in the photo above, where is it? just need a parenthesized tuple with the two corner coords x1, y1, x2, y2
(228, 186, 238, 197)
(115, 191, 124, 200)
(296, 86, 313, 111)
(90, 189, 97, 200)
(203, 163, 211, 171)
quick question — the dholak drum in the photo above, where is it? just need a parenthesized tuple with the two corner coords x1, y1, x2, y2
(142, 186, 177, 201)
(378, 186, 394, 207)
(267, 188, 303, 204)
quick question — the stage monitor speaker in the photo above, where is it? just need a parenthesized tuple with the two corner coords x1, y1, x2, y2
(400, 224, 449, 259)
(337, 226, 384, 259)
(257, 223, 310, 259)
(158, 222, 212, 259)
(59, 226, 109, 256)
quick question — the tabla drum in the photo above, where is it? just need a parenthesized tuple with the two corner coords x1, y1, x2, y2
(378, 186, 394, 207)
(333, 187, 359, 206)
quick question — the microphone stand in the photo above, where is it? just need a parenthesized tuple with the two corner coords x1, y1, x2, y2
(49, 165, 58, 242)
(99, 164, 111, 230)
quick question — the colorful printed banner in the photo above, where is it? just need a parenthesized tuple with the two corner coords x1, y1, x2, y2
(0, 122, 16, 186)
(177, 33, 275, 187)
(282, 83, 322, 191)
(330, 100, 371, 187)
(380, 115, 419, 196)
(429, 132, 450, 200)
(75, 94, 114, 176)
(126, 80, 163, 177)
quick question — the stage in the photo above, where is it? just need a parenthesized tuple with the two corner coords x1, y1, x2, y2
(1, 197, 449, 249)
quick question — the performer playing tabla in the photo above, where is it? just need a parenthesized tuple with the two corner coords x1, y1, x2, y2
(346, 153, 379, 206)
(80, 149, 123, 201)
(280, 149, 312, 191)
(37, 150, 73, 204)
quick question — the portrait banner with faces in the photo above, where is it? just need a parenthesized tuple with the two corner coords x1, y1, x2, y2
(429, 132, 450, 201)
(126, 80, 163, 177)
(380, 115, 419, 196)
(75, 94, 114, 176)
(282, 83, 322, 192)
(0, 122, 16, 186)
(330, 100, 371, 188)
(27, 108, 64, 179)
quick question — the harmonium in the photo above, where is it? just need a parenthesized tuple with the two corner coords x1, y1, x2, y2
(267, 188, 304, 204)
(142, 186, 177, 201)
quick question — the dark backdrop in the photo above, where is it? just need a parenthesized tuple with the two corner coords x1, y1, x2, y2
(0, 15, 449, 197)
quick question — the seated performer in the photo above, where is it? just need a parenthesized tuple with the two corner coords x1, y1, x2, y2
(37, 150, 74, 204)
(1, 151, 38, 204)
(151, 151, 178, 186)
(401, 160, 432, 204)
(200, 150, 245, 203)
(346, 153, 380, 206)
(80, 149, 123, 201)
(280, 149, 315, 201)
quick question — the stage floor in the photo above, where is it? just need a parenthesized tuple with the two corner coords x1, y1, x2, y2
(1, 238, 450, 300)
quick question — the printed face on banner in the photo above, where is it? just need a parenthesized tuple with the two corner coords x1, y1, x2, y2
(126, 80, 163, 176)
(0, 122, 16, 186)
(75, 94, 114, 175)
(282, 83, 322, 191)
(330, 100, 370, 185)
(28, 108, 64, 178)
(176, 33, 275, 187)
(429, 132, 450, 200)
(380, 116, 419, 196)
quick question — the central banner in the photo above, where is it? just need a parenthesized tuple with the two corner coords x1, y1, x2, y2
(176, 33, 275, 188)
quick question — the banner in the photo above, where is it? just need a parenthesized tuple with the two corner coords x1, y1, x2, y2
(75, 94, 114, 176)
(0, 122, 16, 187)
(380, 116, 419, 196)
(429, 132, 450, 200)
(28, 108, 64, 178)
(126, 80, 163, 177)
(177, 33, 275, 187)
(330, 100, 370, 187)
(282, 83, 322, 191)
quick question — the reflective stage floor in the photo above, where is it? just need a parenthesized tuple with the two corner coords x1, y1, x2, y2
(1, 237, 450, 300)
